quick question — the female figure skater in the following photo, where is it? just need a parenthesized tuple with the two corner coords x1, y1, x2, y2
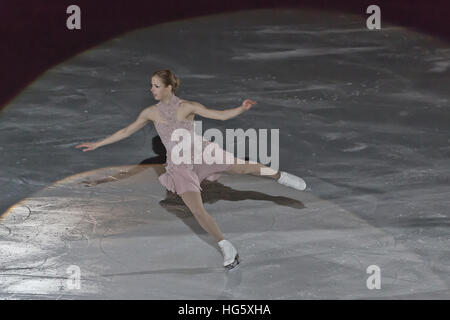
(76, 70, 306, 270)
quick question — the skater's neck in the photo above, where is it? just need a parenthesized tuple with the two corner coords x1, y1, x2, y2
(161, 93, 174, 105)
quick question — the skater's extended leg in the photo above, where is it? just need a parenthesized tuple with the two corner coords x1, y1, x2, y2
(226, 158, 280, 180)
(180, 191, 224, 242)
(226, 157, 306, 191)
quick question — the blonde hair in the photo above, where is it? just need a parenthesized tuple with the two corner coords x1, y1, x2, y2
(152, 69, 181, 93)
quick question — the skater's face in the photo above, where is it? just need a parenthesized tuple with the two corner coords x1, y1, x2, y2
(150, 76, 172, 101)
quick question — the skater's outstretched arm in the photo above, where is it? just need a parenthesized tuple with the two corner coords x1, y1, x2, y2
(180, 99, 256, 121)
(75, 106, 157, 152)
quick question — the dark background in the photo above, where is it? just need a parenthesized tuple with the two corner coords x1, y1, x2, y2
(1, 0, 449, 110)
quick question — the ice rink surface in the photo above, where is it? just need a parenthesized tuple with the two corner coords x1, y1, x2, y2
(1, 9, 449, 299)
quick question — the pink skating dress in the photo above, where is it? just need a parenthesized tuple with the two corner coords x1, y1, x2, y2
(154, 94, 234, 195)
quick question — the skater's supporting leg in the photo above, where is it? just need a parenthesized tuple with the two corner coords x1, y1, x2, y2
(180, 191, 240, 269)
(180, 191, 225, 242)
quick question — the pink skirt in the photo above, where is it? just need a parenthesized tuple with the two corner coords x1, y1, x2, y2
(159, 162, 234, 195)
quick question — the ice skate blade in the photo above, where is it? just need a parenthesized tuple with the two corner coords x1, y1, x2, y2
(224, 254, 240, 271)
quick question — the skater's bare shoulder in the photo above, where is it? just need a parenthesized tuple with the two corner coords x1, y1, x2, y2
(123, 105, 157, 136)
(178, 98, 194, 109)
(142, 104, 158, 121)
(132, 105, 158, 122)
(179, 99, 225, 121)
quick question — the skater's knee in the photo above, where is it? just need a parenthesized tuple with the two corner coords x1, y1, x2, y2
(192, 209, 208, 220)
(185, 204, 203, 217)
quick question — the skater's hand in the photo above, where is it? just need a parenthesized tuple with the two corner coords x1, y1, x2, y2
(240, 99, 257, 111)
(75, 142, 99, 152)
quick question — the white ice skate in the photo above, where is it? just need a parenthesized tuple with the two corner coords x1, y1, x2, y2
(277, 171, 307, 191)
(218, 240, 240, 270)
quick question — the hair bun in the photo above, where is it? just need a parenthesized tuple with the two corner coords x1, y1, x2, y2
(152, 69, 180, 93)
